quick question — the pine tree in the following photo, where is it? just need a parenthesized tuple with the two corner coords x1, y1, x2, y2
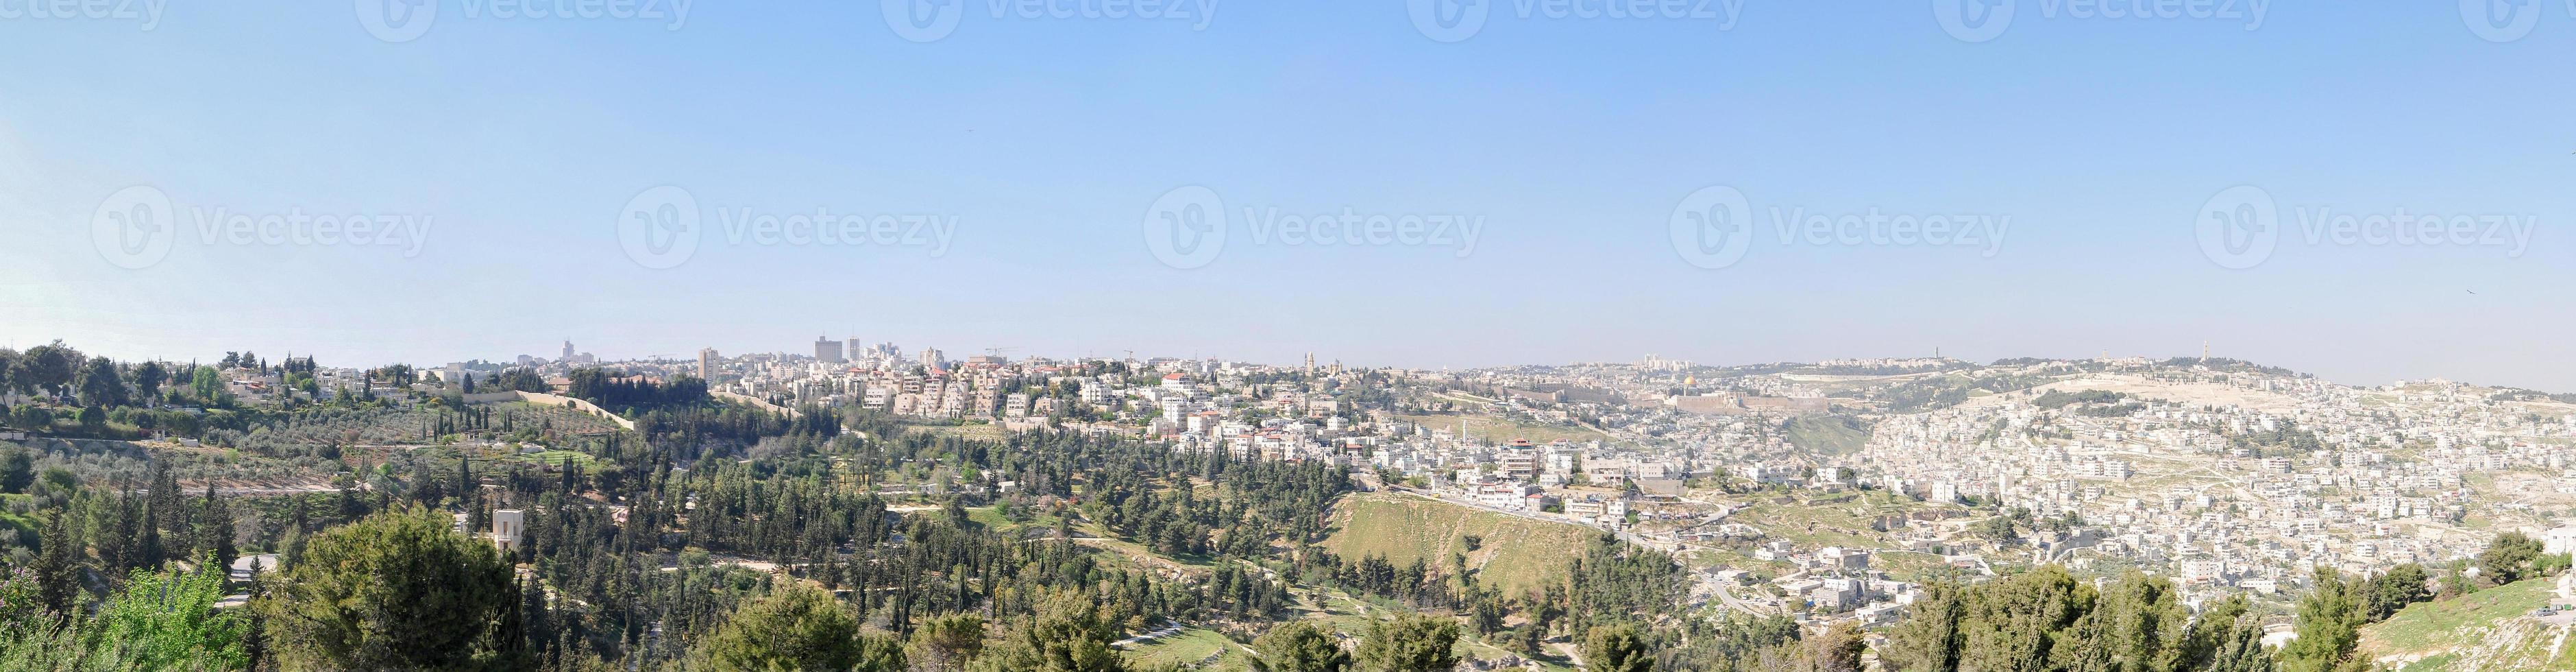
(34, 509, 79, 614)
(199, 483, 237, 571)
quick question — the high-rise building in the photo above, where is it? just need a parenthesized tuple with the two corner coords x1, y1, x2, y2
(815, 337, 845, 363)
(919, 348, 944, 370)
(846, 337, 864, 361)
(698, 348, 719, 379)
(561, 339, 575, 361)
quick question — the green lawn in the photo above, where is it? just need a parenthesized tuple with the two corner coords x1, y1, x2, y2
(1122, 627, 1246, 671)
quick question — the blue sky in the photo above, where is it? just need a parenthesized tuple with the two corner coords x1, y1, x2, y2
(2, 1, 2570, 390)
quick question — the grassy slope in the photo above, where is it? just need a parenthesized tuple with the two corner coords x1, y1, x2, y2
(1322, 492, 1599, 595)
(1783, 416, 1871, 455)
(2359, 576, 2576, 671)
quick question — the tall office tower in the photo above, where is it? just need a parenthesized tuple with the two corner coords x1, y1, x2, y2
(698, 348, 719, 379)
(815, 337, 846, 363)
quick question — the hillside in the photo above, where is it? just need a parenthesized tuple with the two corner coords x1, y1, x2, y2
(2359, 575, 2576, 671)
(1322, 492, 1599, 594)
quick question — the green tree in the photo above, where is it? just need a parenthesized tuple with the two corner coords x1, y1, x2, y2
(1353, 613, 1458, 672)
(969, 592, 1127, 672)
(696, 583, 900, 671)
(2478, 532, 2544, 586)
(20, 342, 79, 399)
(2053, 571, 2188, 672)
(92, 557, 252, 671)
(12, 406, 48, 432)
(255, 507, 522, 671)
(1786, 623, 1865, 672)
(907, 612, 988, 672)
(2206, 622, 2278, 672)
(1582, 623, 1655, 672)
(133, 361, 167, 401)
(2279, 568, 2366, 672)
(197, 485, 238, 571)
(2364, 564, 2430, 622)
(191, 367, 221, 401)
(1251, 620, 1351, 672)
(1881, 581, 1961, 672)
(0, 446, 32, 494)
(34, 509, 79, 615)
(77, 357, 128, 408)
(2, 553, 248, 671)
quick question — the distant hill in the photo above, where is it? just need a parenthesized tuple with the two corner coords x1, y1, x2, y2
(2359, 575, 2576, 671)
